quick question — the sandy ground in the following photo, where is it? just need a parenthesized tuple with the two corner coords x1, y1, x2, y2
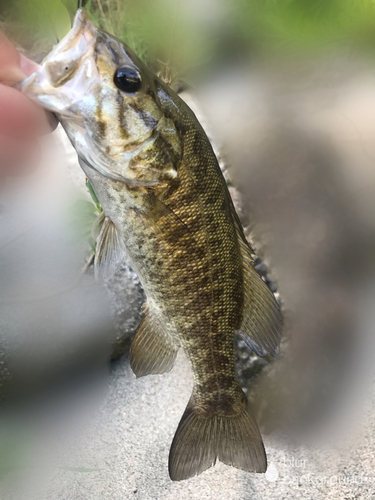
(1, 348, 368, 500)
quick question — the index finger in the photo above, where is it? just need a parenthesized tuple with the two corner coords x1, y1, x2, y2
(20, 54, 39, 77)
(0, 31, 26, 83)
(0, 84, 56, 138)
(0, 31, 57, 137)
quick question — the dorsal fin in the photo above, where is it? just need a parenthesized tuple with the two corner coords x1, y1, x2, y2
(92, 213, 126, 281)
(130, 303, 180, 377)
(228, 197, 282, 357)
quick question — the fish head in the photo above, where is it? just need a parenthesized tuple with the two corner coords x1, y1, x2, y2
(20, 9, 182, 186)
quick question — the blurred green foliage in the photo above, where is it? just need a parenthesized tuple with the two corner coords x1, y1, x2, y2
(233, 0, 375, 56)
(3, 0, 375, 78)
(69, 190, 101, 252)
(1, 0, 218, 85)
(86, 179, 102, 214)
(82, 0, 218, 84)
(81, 0, 375, 68)
(2, 0, 72, 43)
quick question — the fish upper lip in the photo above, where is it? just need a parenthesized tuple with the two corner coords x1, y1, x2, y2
(72, 8, 92, 32)
(44, 9, 96, 66)
(68, 8, 96, 43)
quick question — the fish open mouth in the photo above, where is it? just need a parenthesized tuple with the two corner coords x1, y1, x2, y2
(67, 8, 95, 42)
(18, 9, 166, 187)
(52, 8, 98, 58)
(18, 9, 97, 113)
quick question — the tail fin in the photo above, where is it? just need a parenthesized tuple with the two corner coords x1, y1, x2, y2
(169, 393, 266, 481)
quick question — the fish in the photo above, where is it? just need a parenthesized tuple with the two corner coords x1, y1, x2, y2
(20, 9, 282, 480)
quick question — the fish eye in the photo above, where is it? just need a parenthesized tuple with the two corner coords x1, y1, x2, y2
(113, 67, 142, 93)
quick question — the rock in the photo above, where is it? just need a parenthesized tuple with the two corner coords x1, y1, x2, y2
(104, 263, 145, 361)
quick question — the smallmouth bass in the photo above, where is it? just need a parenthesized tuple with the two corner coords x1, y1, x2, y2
(20, 9, 281, 480)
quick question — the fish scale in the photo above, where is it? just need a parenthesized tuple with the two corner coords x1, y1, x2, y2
(20, 8, 282, 481)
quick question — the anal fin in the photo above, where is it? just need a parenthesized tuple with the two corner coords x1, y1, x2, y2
(130, 304, 180, 377)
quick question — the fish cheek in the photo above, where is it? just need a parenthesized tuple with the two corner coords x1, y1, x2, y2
(128, 129, 182, 183)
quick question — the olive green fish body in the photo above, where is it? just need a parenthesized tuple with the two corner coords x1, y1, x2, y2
(20, 9, 281, 480)
(86, 111, 243, 405)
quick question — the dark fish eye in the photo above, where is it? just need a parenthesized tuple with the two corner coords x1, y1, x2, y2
(113, 67, 142, 93)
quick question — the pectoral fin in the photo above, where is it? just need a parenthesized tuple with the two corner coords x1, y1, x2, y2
(93, 213, 125, 281)
(130, 304, 180, 377)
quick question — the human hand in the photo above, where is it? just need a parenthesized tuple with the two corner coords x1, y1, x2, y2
(0, 31, 57, 178)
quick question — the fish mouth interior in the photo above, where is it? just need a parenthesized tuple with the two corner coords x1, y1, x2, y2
(18, 9, 98, 113)
(52, 8, 97, 56)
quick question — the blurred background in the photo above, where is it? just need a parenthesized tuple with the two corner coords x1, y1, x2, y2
(1, 1, 375, 499)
